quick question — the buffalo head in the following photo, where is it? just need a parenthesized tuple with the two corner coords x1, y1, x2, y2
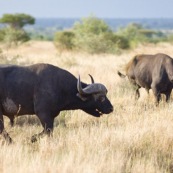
(76, 75, 113, 117)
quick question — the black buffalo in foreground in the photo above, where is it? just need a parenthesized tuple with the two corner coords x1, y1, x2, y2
(0, 63, 113, 143)
(118, 53, 173, 104)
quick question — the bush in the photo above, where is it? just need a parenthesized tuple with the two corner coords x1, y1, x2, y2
(3, 27, 30, 46)
(0, 29, 5, 42)
(54, 17, 168, 54)
(117, 23, 167, 47)
(117, 23, 146, 48)
(74, 32, 116, 54)
(53, 16, 135, 54)
(166, 34, 173, 43)
(54, 31, 75, 51)
(73, 16, 117, 54)
(111, 34, 130, 49)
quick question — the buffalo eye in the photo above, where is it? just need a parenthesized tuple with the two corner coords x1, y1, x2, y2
(99, 96, 105, 102)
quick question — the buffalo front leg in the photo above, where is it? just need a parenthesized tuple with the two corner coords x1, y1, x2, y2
(0, 113, 12, 144)
(9, 117, 15, 127)
(31, 113, 55, 143)
(135, 89, 140, 100)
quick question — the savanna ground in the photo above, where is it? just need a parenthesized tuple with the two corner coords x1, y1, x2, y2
(1, 41, 173, 173)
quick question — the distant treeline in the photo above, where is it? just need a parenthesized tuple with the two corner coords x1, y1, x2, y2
(1, 14, 173, 54)
(26, 18, 173, 31)
(24, 18, 173, 42)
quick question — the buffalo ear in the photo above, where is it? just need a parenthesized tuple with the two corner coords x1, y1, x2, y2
(76, 93, 88, 101)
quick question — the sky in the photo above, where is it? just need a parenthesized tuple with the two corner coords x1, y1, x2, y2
(0, 0, 173, 19)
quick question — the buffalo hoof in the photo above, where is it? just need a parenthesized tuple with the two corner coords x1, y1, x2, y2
(31, 135, 38, 143)
(2, 131, 13, 144)
(3, 138, 13, 145)
(7, 137, 13, 144)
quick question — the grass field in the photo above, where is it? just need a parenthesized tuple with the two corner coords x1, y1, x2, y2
(1, 41, 173, 173)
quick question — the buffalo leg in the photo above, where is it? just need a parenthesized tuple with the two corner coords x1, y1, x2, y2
(151, 84, 161, 105)
(9, 117, 14, 127)
(133, 83, 141, 100)
(135, 85, 141, 100)
(154, 92, 161, 105)
(165, 88, 172, 102)
(145, 88, 149, 95)
(31, 113, 54, 143)
(135, 89, 140, 99)
(0, 113, 12, 144)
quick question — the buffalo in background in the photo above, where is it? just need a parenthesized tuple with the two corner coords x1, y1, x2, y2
(118, 53, 173, 104)
(0, 63, 113, 143)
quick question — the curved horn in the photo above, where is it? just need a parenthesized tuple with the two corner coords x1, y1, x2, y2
(77, 75, 85, 95)
(77, 75, 107, 95)
(88, 74, 94, 84)
(82, 84, 107, 95)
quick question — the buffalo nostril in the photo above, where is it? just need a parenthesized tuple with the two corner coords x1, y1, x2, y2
(110, 107, 114, 112)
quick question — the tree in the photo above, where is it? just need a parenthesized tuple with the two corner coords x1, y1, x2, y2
(0, 13, 35, 29)
(0, 13, 35, 46)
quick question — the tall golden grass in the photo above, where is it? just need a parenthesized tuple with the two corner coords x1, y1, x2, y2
(0, 41, 173, 173)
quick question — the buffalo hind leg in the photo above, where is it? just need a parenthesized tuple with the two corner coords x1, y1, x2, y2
(0, 113, 12, 144)
(31, 113, 55, 143)
(165, 88, 172, 103)
(151, 84, 161, 106)
(134, 85, 141, 100)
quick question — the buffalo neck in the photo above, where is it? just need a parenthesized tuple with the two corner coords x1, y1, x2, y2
(60, 82, 90, 111)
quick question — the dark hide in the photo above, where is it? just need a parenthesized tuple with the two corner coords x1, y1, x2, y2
(0, 63, 113, 143)
(118, 53, 173, 104)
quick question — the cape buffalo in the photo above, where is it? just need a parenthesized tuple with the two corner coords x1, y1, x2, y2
(118, 53, 173, 104)
(0, 63, 113, 143)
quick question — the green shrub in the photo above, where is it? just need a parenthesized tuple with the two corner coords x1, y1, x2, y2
(53, 16, 120, 54)
(117, 23, 146, 48)
(73, 16, 117, 54)
(54, 31, 75, 51)
(111, 34, 130, 49)
(117, 23, 166, 47)
(3, 27, 29, 46)
(166, 34, 173, 43)
(0, 29, 5, 41)
(74, 32, 116, 54)
(54, 17, 167, 54)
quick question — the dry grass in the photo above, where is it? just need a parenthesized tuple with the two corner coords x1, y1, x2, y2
(1, 41, 173, 172)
